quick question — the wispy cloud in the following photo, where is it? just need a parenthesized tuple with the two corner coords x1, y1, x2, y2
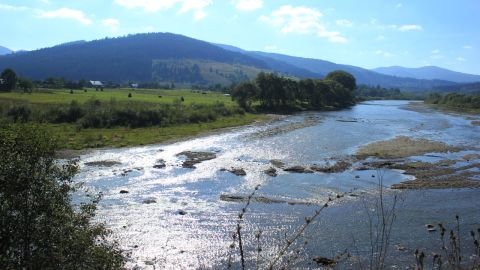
(375, 49, 395, 58)
(102, 18, 120, 31)
(462, 45, 473, 49)
(233, 0, 263, 11)
(38, 8, 92, 25)
(456, 57, 466, 62)
(0, 3, 29, 11)
(114, 0, 211, 20)
(395, 3, 403, 8)
(259, 5, 347, 43)
(397, 24, 423, 32)
(336, 19, 353, 27)
(430, 49, 444, 59)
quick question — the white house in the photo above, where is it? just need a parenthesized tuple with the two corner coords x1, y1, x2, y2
(89, 81, 103, 87)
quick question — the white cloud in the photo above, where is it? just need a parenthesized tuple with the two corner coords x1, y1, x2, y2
(259, 5, 347, 43)
(397, 24, 422, 32)
(0, 4, 29, 11)
(193, 10, 206, 21)
(456, 57, 466, 62)
(38, 8, 92, 25)
(462, 45, 472, 49)
(431, 49, 440, 54)
(102, 18, 120, 31)
(395, 3, 402, 8)
(376, 35, 385, 41)
(233, 0, 263, 11)
(114, 0, 211, 20)
(375, 49, 395, 58)
(336, 19, 353, 27)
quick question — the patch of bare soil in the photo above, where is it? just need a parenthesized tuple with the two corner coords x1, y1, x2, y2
(361, 159, 480, 189)
(356, 136, 461, 159)
(311, 161, 352, 173)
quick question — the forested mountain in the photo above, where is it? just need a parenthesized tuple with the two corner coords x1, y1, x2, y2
(215, 44, 460, 90)
(0, 33, 270, 82)
(246, 52, 458, 90)
(373, 66, 480, 83)
(0, 33, 473, 90)
(0, 46, 12, 56)
(0, 33, 319, 84)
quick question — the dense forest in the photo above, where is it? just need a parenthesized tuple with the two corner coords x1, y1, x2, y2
(231, 70, 356, 111)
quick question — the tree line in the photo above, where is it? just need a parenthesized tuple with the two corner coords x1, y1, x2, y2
(425, 92, 480, 109)
(231, 70, 357, 111)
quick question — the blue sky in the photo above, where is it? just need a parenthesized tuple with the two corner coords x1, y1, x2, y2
(1, 0, 479, 74)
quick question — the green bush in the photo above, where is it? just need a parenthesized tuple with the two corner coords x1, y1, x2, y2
(7, 104, 31, 122)
(0, 124, 124, 269)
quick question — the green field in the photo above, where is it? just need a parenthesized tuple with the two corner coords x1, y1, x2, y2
(0, 88, 236, 106)
(0, 88, 265, 150)
(49, 113, 263, 150)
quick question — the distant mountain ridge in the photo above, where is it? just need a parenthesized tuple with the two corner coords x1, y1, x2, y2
(0, 33, 320, 84)
(215, 44, 458, 90)
(0, 46, 13, 56)
(372, 66, 480, 83)
(0, 33, 474, 91)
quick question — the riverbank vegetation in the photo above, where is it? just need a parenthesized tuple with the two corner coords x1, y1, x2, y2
(0, 82, 266, 149)
(231, 71, 356, 112)
(0, 124, 125, 268)
(355, 84, 426, 100)
(425, 92, 480, 112)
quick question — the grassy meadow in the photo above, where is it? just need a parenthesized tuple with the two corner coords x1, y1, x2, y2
(0, 87, 236, 105)
(0, 88, 265, 150)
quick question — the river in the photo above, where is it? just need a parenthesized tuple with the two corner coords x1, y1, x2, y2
(75, 100, 480, 269)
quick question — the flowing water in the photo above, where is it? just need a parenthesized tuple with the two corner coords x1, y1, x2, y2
(75, 101, 480, 269)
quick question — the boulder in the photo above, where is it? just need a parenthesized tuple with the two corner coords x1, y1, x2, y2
(284, 166, 313, 173)
(264, 167, 277, 177)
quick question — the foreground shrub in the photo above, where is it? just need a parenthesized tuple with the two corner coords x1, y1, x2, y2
(0, 124, 124, 269)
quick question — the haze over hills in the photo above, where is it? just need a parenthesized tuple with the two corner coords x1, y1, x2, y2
(0, 32, 476, 90)
(372, 66, 480, 83)
(0, 46, 13, 56)
(216, 44, 459, 90)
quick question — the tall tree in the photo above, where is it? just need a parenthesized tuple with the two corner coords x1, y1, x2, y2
(0, 124, 124, 269)
(1, 68, 17, 91)
(231, 81, 259, 110)
(17, 77, 34, 93)
(325, 70, 357, 91)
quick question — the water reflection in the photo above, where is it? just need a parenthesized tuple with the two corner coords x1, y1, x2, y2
(75, 101, 480, 269)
